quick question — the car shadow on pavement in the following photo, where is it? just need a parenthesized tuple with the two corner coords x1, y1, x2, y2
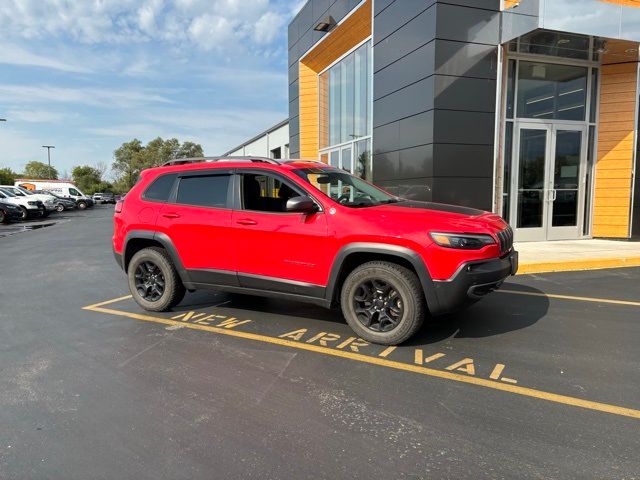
(176, 283, 550, 346)
(406, 284, 550, 346)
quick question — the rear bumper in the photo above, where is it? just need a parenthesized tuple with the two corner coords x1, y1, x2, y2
(431, 250, 518, 315)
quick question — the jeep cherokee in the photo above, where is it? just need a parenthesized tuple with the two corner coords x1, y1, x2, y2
(113, 157, 518, 345)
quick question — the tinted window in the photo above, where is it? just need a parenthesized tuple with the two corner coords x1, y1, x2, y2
(144, 174, 177, 202)
(69, 188, 81, 196)
(176, 175, 230, 208)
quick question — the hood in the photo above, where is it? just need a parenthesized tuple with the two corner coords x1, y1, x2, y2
(370, 200, 508, 233)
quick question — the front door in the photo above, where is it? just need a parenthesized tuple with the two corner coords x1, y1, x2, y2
(511, 123, 588, 241)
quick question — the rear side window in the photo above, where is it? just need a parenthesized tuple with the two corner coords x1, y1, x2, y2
(143, 174, 177, 202)
(176, 175, 230, 208)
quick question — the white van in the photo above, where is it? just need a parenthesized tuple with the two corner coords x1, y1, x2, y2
(15, 180, 94, 210)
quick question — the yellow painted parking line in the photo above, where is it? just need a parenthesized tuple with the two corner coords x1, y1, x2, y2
(517, 257, 640, 275)
(81, 294, 133, 310)
(83, 297, 640, 420)
(499, 289, 640, 308)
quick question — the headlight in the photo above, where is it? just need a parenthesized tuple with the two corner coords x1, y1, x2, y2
(430, 232, 496, 249)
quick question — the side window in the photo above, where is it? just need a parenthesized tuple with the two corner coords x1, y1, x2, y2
(176, 175, 231, 208)
(69, 188, 80, 196)
(241, 173, 303, 212)
(143, 174, 177, 202)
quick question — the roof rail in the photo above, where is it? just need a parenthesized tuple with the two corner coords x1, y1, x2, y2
(162, 156, 281, 167)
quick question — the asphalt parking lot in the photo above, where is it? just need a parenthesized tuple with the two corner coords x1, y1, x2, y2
(1, 208, 639, 479)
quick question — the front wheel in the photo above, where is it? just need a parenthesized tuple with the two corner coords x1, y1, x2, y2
(128, 247, 186, 312)
(77, 201, 87, 210)
(19, 206, 28, 220)
(340, 261, 425, 345)
(56, 203, 64, 212)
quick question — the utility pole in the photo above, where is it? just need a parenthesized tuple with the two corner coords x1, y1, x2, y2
(0, 118, 6, 123)
(42, 145, 55, 179)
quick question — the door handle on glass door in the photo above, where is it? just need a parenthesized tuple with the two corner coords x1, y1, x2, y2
(236, 219, 257, 225)
(549, 190, 557, 202)
(162, 212, 180, 219)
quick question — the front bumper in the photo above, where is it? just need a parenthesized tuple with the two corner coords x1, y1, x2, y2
(431, 250, 518, 315)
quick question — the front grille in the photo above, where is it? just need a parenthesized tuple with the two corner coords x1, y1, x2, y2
(496, 226, 514, 255)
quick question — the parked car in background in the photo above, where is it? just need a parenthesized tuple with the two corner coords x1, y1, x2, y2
(0, 185, 56, 217)
(15, 180, 94, 210)
(0, 200, 23, 223)
(100, 193, 116, 204)
(93, 193, 104, 203)
(35, 190, 76, 212)
(0, 188, 44, 219)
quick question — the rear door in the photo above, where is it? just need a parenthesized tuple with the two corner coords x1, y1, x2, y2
(232, 169, 330, 294)
(155, 169, 237, 284)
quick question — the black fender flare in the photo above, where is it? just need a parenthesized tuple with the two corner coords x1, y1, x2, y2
(122, 230, 191, 285)
(324, 243, 440, 314)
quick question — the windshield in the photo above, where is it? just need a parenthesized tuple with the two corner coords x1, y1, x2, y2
(292, 167, 400, 208)
(0, 188, 17, 197)
(16, 186, 34, 195)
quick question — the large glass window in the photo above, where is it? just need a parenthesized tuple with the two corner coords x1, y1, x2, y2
(319, 40, 372, 180)
(517, 61, 588, 120)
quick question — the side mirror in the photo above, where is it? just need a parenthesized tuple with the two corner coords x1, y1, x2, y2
(286, 195, 318, 214)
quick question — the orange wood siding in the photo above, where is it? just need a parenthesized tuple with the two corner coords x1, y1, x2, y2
(297, 0, 372, 161)
(593, 62, 637, 238)
(503, 0, 520, 9)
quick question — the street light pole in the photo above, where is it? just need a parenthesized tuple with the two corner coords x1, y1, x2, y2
(42, 145, 55, 179)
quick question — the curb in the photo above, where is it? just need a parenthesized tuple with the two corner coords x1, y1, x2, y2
(517, 257, 640, 275)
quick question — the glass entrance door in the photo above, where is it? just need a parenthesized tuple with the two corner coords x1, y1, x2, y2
(511, 123, 587, 241)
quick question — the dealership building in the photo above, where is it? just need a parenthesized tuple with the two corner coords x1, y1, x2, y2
(228, 0, 640, 241)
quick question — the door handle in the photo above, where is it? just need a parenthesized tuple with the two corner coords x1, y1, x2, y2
(550, 189, 557, 202)
(236, 218, 257, 226)
(162, 212, 181, 219)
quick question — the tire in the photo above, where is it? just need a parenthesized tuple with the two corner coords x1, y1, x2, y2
(77, 201, 87, 210)
(128, 247, 186, 312)
(56, 203, 64, 212)
(0, 210, 5, 224)
(340, 261, 425, 345)
(41, 210, 51, 218)
(19, 206, 28, 220)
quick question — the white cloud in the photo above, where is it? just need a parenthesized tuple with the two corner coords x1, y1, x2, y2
(6, 109, 71, 123)
(0, 43, 92, 73)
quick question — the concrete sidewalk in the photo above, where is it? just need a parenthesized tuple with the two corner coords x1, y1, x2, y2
(515, 239, 640, 274)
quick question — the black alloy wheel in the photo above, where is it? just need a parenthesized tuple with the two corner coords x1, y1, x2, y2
(352, 278, 403, 332)
(134, 261, 166, 302)
(19, 206, 28, 220)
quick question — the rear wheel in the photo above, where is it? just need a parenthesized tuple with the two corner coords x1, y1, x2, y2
(19, 206, 28, 220)
(340, 261, 425, 345)
(128, 247, 186, 312)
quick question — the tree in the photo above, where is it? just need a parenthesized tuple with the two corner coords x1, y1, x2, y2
(23, 161, 58, 180)
(72, 165, 102, 193)
(112, 137, 204, 191)
(0, 167, 17, 185)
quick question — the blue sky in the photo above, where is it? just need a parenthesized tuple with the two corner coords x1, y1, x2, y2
(0, 0, 304, 179)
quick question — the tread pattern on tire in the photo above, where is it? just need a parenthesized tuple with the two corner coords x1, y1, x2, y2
(340, 260, 425, 345)
(129, 246, 186, 312)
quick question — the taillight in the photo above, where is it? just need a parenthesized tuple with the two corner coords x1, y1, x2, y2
(114, 200, 123, 213)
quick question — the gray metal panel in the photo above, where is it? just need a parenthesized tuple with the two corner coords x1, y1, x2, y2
(372, 151, 400, 181)
(431, 177, 493, 210)
(375, 177, 434, 201)
(374, 0, 396, 16)
(433, 75, 496, 113)
(398, 111, 435, 150)
(434, 40, 497, 79)
(432, 144, 494, 177)
(289, 97, 299, 120)
(435, 3, 500, 45)
(432, 110, 494, 145)
(399, 144, 434, 179)
(500, 8, 539, 43)
(373, 76, 435, 128)
(289, 134, 300, 157)
(373, 5, 437, 72)
(442, 0, 499, 9)
(373, 121, 400, 155)
(288, 63, 298, 86)
(374, 41, 435, 100)
(289, 79, 299, 103)
(374, 0, 436, 45)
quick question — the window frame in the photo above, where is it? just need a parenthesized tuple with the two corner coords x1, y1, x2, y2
(233, 169, 323, 215)
(142, 173, 178, 204)
(170, 169, 234, 210)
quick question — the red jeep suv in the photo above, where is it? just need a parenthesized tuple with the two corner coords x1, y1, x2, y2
(113, 157, 517, 345)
